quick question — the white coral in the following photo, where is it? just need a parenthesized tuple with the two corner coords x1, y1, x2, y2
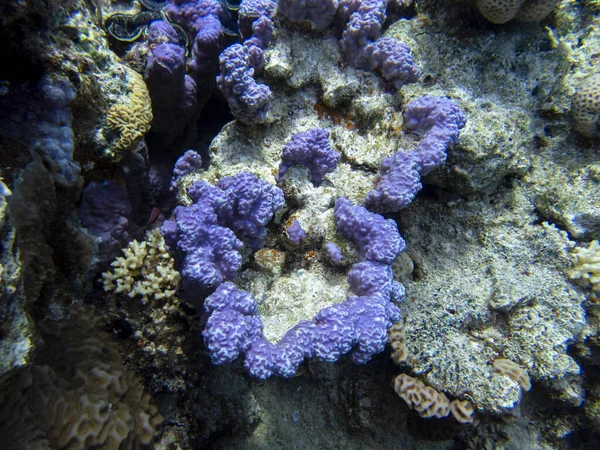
(102, 229, 180, 304)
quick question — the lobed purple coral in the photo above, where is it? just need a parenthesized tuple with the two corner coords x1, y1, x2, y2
(276, 128, 340, 186)
(334, 196, 405, 265)
(365, 96, 467, 213)
(277, 0, 340, 31)
(201, 196, 405, 380)
(216, 43, 271, 124)
(171, 149, 203, 190)
(161, 180, 244, 299)
(215, 172, 285, 250)
(338, 0, 419, 89)
(285, 219, 306, 245)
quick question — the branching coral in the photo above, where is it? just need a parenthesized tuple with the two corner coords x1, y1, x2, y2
(106, 70, 153, 158)
(102, 229, 181, 305)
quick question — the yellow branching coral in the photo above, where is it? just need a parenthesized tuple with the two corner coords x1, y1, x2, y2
(570, 240, 600, 292)
(102, 229, 180, 304)
(106, 69, 152, 158)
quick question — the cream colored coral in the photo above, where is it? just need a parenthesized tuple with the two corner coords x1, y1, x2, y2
(572, 74, 600, 138)
(449, 399, 475, 424)
(570, 240, 600, 292)
(0, 309, 163, 449)
(493, 358, 532, 391)
(476, 0, 558, 24)
(393, 374, 450, 419)
(106, 69, 153, 157)
(102, 229, 180, 304)
(387, 319, 408, 364)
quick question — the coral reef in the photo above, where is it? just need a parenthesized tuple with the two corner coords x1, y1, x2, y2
(217, 43, 271, 124)
(2, 0, 600, 448)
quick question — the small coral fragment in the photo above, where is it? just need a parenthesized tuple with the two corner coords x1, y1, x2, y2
(102, 229, 181, 305)
(106, 70, 153, 158)
(449, 399, 476, 424)
(493, 358, 532, 391)
(570, 240, 600, 292)
(572, 73, 600, 138)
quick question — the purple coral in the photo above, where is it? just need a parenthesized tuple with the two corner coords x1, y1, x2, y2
(277, 0, 340, 30)
(161, 181, 244, 298)
(216, 43, 271, 124)
(145, 21, 198, 136)
(171, 150, 203, 190)
(162, 172, 284, 297)
(164, 0, 224, 91)
(325, 242, 343, 264)
(215, 172, 285, 250)
(201, 197, 405, 380)
(286, 219, 306, 245)
(239, 0, 277, 45)
(365, 96, 467, 213)
(338, 0, 419, 89)
(277, 128, 340, 186)
(334, 196, 405, 264)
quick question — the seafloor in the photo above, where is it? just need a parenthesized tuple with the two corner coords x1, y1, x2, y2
(1, 0, 599, 449)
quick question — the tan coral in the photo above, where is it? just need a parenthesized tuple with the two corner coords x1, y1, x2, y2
(493, 358, 532, 391)
(393, 374, 451, 419)
(0, 308, 163, 449)
(102, 229, 181, 305)
(449, 399, 476, 424)
(387, 319, 408, 364)
(569, 240, 600, 292)
(572, 73, 600, 138)
(476, 0, 559, 24)
(106, 69, 153, 159)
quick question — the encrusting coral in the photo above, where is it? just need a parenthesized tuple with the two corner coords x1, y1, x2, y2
(106, 70, 153, 158)
(569, 240, 600, 292)
(102, 229, 181, 305)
